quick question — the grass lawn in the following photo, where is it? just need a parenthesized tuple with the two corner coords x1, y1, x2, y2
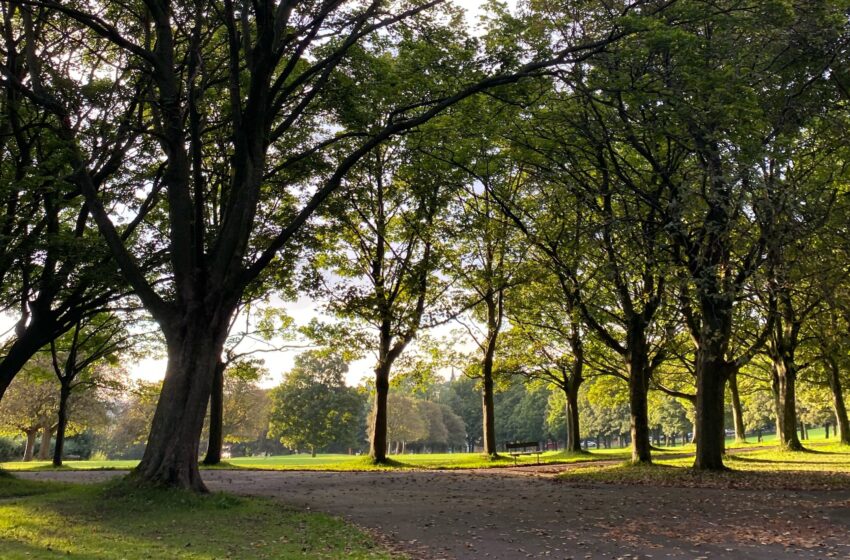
(558, 441, 850, 490)
(0, 473, 397, 559)
(2, 449, 650, 472)
(1, 431, 832, 473)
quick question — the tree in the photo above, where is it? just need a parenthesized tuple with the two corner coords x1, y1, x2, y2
(500, 272, 587, 452)
(219, 362, 272, 449)
(315, 132, 460, 461)
(3, 0, 633, 490)
(268, 351, 363, 456)
(741, 389, 776, 443)
(0, 361, 109, 461)
(439, 373, 483, 451)
(48, 313, 130, 466)
(562, 0, 848, 470)
(811, 309, 850, 444)
(0, 5, 128, 405)
(435, 103, 528, 457)
(0, 367, 55, 460)
(101, 381, 161, 460)
(204, 303, 299, 465)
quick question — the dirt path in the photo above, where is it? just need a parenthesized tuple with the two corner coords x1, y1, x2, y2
(17, 469, 850, 559)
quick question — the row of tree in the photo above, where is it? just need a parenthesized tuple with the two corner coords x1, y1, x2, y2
(2, 0, 850, 490)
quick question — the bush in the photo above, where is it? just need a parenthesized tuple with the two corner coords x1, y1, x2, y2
(63, 431, 96, 459)
(0, 436, 23, 461)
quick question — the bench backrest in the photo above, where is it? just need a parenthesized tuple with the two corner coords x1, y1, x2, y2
(505, 441, 540, 451)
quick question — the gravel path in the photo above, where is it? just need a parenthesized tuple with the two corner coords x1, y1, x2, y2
(17, 468, 850, 559)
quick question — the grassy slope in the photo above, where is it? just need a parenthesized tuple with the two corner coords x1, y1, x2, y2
(0, 476, 397, 559)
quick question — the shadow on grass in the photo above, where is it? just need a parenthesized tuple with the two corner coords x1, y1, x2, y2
(559, 459, 850, 491)
(728, 455, 849, 466)
(1, 478, 395, 560)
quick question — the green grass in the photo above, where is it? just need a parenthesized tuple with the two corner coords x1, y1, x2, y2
(0, 476, 397, 559)
(2, 450, 650, 472)
(558, 441, 850, 490)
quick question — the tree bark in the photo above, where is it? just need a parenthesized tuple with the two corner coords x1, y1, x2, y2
(480, 291, 501, 457)
(23, 428, 37, 462)
(626, 328, 652, 464)
(369, 363, 390, 462)
(202, 360, 225, 465)
(38, 421, 52, 460)
(133, 321, 227, 492)
(728, 369, 746, 442)
(825, 356, 850, 445)
(772, 356, 803, 451)
(52, 384, 72, 467)
(0, 327, 53, 403)
(481, 369, 497, 457)
(564, 384, 582, 452)
(693, 338, 729, 470)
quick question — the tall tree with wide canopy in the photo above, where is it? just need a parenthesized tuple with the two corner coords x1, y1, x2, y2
(562, 0, 849, 469)
(3, 0, 639, 489)
(0, 2, 131, 403)
(438, 127, 527, 457)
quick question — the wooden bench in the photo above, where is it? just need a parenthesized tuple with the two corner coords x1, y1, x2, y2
(505, 441, 541, 466)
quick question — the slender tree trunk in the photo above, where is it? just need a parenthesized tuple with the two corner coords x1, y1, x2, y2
(826, 357, 850, 445)
(52, 384, 72, 467)
(203, 360, 225, 465)
(311, 446, 316, 458)
(728, 369, 746, 442)
(481, 371, 497, 456)
(369, 363, 391, 462)
(564, 384, 582, 452)
(772, 357, 803, 451)
(38, 421, 52, 460)
(134, 320, 227, 491)
(23, 428, 37, 462)
(480, 292, 501, 457)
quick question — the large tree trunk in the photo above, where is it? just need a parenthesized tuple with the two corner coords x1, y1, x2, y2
(772, 357, 803, 451)
(825, 357, 850, 445)
(52, 384, 72, 467)
(693, 338, 729, 470)
(133, 321, 227, 491)
(203, 360, 226, 465)
(728, 369, 746, 443)
(22, 428, 37, 462)
(564, 384, 582, 452)
(369, 363, 390, 462)
(38, 421, 52, 460)
(626, 327, 652, 464)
